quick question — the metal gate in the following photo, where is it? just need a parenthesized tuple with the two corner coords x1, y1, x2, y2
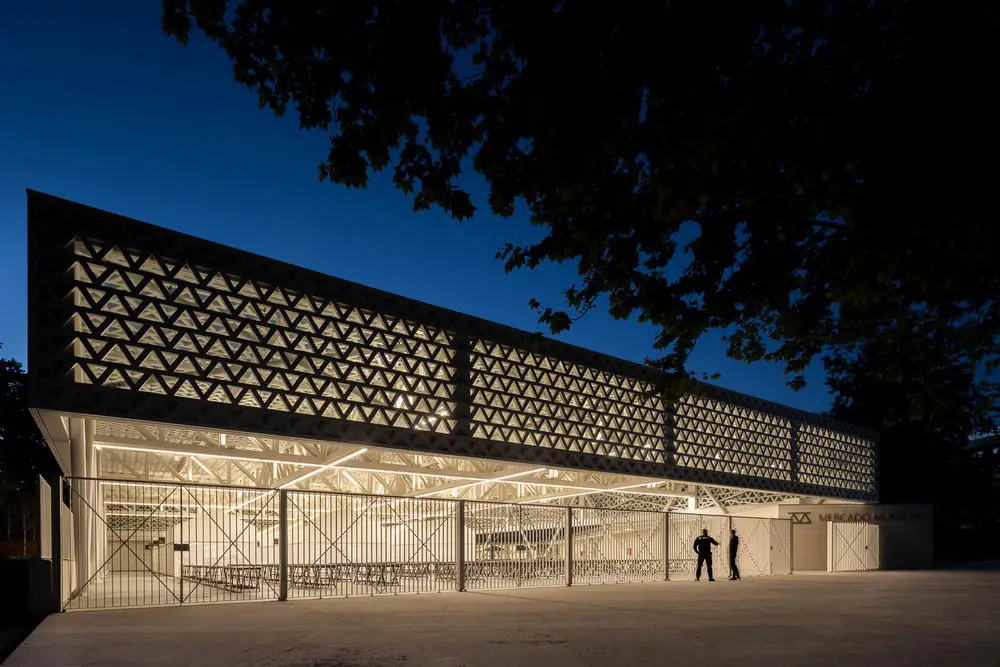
(769, 518, 792, 575)
(62, 478, 279, 610)
(285, 491, 459, 598)
(571, 508, 666, 585)
(668, 513, 730, 579)
(731, 516, 770, 577)
(464, 502, 567, 590)
(827, 521, 879, 572)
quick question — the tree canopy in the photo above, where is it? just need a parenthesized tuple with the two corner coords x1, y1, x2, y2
(162, 1, 999, 422)
(0, 348, 55, 495)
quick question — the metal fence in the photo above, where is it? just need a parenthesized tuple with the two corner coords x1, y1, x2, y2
(286, 491, 460, 598)
(55, 477, 793, 609)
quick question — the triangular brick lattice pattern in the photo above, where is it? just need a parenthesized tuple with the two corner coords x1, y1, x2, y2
(70, 238, 457, 432)
(470, 340, 666, 463)
(675, 395, 794, 481)
(676, 395, 875, 494)
(45, 216, 877, 501)
(797, 424, 877, 494)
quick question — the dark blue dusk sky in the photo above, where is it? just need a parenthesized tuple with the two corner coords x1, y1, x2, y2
(0, 0, 833, 413)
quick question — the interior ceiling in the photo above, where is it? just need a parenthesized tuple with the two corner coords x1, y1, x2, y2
(41, 411, 808, 512)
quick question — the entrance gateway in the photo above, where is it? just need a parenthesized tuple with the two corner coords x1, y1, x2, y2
(26, 192, 878, 610)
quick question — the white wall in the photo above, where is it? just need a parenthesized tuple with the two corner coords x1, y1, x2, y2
(779, 503, 932, 571)
(106, 539, 174, 575)
(728, 503, 781, 518)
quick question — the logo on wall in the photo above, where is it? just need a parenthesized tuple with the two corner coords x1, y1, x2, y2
(785, 508, 924, 524)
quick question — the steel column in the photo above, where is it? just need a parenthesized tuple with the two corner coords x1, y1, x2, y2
(664, 512, 670, 581)
(789, 520, 795, 574)
(279, 490, 288, 600)
(565, 506, 573, 586)
(456, 500, 466, 592)
(179, 490, 184, 603)
(69, 418, 87, 592)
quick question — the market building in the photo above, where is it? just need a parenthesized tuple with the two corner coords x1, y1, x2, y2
(26, 191, 911, 611)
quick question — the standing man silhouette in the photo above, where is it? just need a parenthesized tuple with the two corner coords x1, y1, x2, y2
(693, 528, 719, 581)
(729, 529, 742, 580)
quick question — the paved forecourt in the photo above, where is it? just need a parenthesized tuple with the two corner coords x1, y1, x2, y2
(6, 570, 999, 667)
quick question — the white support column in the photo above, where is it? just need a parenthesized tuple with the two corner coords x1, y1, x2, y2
(687, 495, 698, 513)
(456, 501, 466, 592)
(565, 506, 573, 586)
(69, 418, 89, 593)
(85, 419, 104, 581)
(664, 512, 670, 581)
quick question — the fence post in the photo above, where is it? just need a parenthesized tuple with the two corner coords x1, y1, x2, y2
(50, 475, 62, 613)
(278, 490, 288, 601)
(664, 512, 670, 581)
(456, 501, 466, 592)
(789, 520, 795, 575)
(179, 489, 185, 603)
(565, 506, 573, 586)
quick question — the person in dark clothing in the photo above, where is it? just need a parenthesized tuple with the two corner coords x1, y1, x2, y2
(692, 528, 719, 581)
(729, 529, 741, 580)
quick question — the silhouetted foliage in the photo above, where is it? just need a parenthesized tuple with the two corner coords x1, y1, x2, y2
(827, 321, 999, 559)
(1, 347, 55, 554)
(162, 2, 998, 417)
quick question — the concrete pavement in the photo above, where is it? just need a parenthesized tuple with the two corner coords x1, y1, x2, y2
(5, 571, 999, 667)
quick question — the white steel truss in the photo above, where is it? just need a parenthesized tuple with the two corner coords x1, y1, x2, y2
(35, 413, 820, 515)
(81, 416, 713, 507)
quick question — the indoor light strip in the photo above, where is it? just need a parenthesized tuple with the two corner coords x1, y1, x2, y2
(96, 443, 335, 468)
(279, 448, 368, 489)
(96, 443, 488, 481)
(97, 444, 693, 497)
(415, 467, 547, 498)
(519, 481, 680, 504)
(99, 480, 270, 493)
(190, 457, 215, 477)
(341, 470, 363, 491)
(101, 469, 685, 498)
(519, 488, 611, 504)
(104, 512, 195, 518)
(331, 466, 481, 481)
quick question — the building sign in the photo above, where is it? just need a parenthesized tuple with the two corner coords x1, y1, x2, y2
(818, 511, 924, 523)
(787, 509, 925, 524)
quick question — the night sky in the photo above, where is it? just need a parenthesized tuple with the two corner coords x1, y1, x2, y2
(0, 0, 832, 412)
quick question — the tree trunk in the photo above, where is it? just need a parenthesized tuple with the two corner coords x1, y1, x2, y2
(22, 508, 28, 557)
